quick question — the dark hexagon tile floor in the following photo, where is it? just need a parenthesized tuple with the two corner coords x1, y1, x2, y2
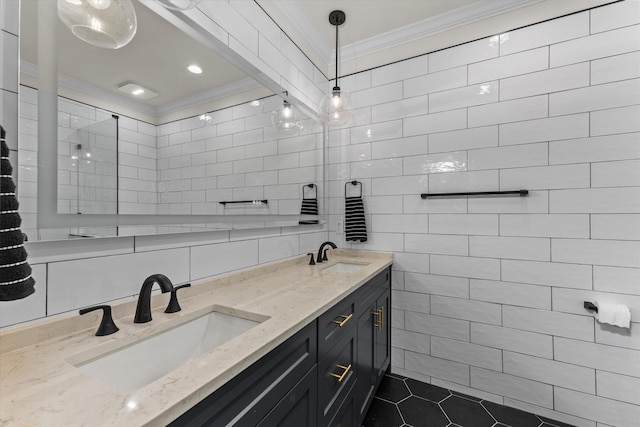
(362, 397, 403, 427)
(442, 395, 495, 427)
(362, 374, 576, 427)
(399, 396, 449, 427)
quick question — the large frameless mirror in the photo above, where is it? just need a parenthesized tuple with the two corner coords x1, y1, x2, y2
(17, 0, 326, 241)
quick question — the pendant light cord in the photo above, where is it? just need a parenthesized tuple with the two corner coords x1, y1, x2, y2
(329, 10, 345, 90)
(334, 21, 339, 89)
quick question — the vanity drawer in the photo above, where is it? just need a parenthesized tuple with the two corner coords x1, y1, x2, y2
(257, 366, 318, 427)
(318, 333, 357, 427)
(318, 295, 356, 359)
(169, 322, 317, 427)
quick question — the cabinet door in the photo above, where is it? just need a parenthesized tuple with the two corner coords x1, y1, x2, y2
(374, 289, 391, 385)
(353, 268, 389, 318)
(328, 381, 357, 427)
(355, 302, 375, 422)
(257, 366, 318, 427)
(318, 332, 357, 427)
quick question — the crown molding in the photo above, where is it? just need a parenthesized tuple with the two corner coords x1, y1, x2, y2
(21, 60, 158, 116)
(270, 0, 332, 64)
(21, 61, 263, 119)
(335, 0, 544, 65)
(154, 78, 263, 116)
(270, 0, 543, 69)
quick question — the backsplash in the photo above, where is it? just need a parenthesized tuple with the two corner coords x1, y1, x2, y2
(327, 2, 639, 426)
(0, 227, 327, 325)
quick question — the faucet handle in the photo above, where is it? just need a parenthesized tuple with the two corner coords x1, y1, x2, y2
(79, 305, 119, 336)
(307, 252, 316, 265)
(165, 283, 191, 313)
(322, 248, 330, 262)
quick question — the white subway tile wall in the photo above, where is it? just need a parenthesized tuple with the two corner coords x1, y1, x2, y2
(2, 226, 327, 326)
(156, 96, 323, 216)
(329, 3, 640, 425)
(3, 2, 639, 426)
(1, 0, 19, 148)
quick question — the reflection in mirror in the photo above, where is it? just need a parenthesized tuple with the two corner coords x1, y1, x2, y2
(17, 0, 325, 241)
(59, 115, 118, 216)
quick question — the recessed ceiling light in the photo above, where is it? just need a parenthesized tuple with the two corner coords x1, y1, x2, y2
(187, 64, 203, 74)
(118, 82, 159, 100)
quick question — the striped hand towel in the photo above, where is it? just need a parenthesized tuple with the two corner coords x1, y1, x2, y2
(299, 198, 319, 224)
(345, 196, 367, 242)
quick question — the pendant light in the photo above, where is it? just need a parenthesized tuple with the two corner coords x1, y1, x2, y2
(272, 99, 301, 135)
(324, 10, 351, 126)
(57, 0, 137, 49)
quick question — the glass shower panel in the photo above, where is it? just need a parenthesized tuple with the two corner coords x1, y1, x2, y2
(57, 115, 118, 238)
(75, 117, 118, 215)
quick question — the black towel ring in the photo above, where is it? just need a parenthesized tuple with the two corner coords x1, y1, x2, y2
(345, 180, 362, 198)
(302, 183, 317, 199)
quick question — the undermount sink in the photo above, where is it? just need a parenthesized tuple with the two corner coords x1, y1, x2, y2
(322, 262, 368, 273)
(73, 307, 267, 394)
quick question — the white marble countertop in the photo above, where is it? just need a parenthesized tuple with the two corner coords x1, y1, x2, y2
(0, 249, 392, 426)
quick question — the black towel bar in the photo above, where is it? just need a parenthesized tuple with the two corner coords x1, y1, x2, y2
(345, 180, 363, 198)
(303, 183, 317, 198)
(219, 200, 268, 205)
(421, 190, 529, 199)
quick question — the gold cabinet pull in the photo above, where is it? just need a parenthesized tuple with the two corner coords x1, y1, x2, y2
(329, 364, 352, 382)
(372, 308, 382, 329)
(331, 313, 353, 327)
(379, 306, 384, 329)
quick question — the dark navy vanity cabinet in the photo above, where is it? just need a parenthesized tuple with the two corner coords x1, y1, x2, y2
(355, 268, 391, 421)
(169, 266, 391, 427)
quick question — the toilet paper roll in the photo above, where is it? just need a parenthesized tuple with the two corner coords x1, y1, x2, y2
(594, 301, 631, 328)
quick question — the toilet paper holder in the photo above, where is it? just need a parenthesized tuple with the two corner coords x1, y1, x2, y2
(584, 301, 598, 313)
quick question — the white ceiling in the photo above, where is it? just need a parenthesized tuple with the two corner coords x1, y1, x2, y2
(20, 0, 616, 122)
(257, 0, 616, 78)
(20, 0, 264, 122)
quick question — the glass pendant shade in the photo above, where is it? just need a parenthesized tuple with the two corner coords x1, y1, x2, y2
(324, 86, 351, 126)
(57, 0, 137, 49)
(271, 101, 301, 134)
(152, 0, 202, 10)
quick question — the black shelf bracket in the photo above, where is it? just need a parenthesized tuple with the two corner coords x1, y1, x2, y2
(421, 190, 528, 199)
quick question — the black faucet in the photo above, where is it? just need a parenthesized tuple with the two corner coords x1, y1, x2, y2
(79, 305, 119, 336)
(165, 283, 191, 313)
(134, 274, 174, 323)
(316, 241, 337, 263)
